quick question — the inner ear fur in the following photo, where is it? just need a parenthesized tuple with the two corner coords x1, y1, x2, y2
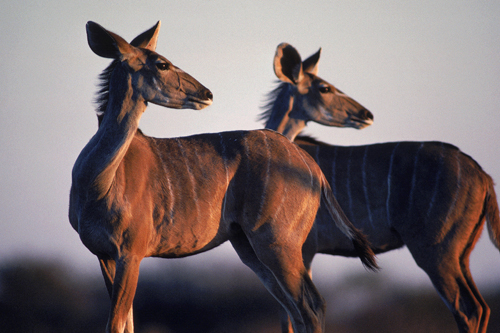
(86, 21, 136, 59)
(274, 43, 304, 85)
(130, 21, 161, 51)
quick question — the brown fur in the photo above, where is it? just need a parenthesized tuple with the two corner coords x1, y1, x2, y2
(69, 23, 376, 333)
(264, 43, 500, 333)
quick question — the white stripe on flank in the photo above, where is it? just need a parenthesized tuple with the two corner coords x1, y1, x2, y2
(408, 143, 424, 215)
(362, 146, 373, 228)
(255, 131, 271, 223)
(175, 138, 200, 223)
(386, 142, 400, 227)
(292, 143, 315, 226)
(294, 144, 314, 189)
(346, 148, 354, 219)
(154, 141, 175, 222)
(219, 133, 229, 222)
(315, 146, 321, 166)
(272, 140, 291, 221)
(242, 135, 251, 225)
(331, 146, 338, 198)
(444, 149, 461, 224)
(426, 142, 444, 220)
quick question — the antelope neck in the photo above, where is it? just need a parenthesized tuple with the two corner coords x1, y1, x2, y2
(74, 73, 146, 200)
(266, 94, 307, 141)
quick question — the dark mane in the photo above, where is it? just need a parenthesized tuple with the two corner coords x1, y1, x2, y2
(258, 75, 323, 129)
(258, 81, 291, 125)
(95, 59, 120, 124)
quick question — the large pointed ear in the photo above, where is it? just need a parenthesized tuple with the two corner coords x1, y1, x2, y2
(302, 48, 321, 75)
(274, 43, 304, 85)
(130, 21, 161, 51)
(86, 21, 135, 59)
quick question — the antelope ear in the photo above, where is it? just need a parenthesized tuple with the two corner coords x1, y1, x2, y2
(274, 43, 304, 85)
(86, 21, 135, 59)
(302, 47, 321, 75)
(130, 21, 161, 51)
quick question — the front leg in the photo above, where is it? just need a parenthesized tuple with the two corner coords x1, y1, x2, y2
(99, 256, 140, 333)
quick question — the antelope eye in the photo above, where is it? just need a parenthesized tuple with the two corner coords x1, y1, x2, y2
(319, 85, 331, 93)
(156, 62, 170, 71)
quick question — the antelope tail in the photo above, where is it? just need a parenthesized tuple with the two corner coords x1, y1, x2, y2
(486, 178, 500, 250)
(320, 174, 379, 271)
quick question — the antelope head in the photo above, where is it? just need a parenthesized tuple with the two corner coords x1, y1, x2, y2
(274, 43, 373, 130)
(86, 21, 213, 111)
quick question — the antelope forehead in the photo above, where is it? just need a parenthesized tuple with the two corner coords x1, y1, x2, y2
(121, 55, 145, 72)
(334, 89, 349, 98)
(150, 54, 184, 73)
(171, 65, 184, 73)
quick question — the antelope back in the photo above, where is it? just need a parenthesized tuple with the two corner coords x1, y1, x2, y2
(86, 21, 213, 112)
(272, 43, 373, 129)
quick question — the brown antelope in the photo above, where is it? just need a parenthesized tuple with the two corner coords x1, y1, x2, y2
(69, 23, 378, 333)
(261, 43, 500, 333)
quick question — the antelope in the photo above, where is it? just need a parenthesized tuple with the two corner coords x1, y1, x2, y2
(69, 23, 378, 333)
(261, 43, 500, 333)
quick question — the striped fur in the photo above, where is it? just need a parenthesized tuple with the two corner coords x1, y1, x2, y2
(69, 23, 376, 333)
(264, 43, 500, 333)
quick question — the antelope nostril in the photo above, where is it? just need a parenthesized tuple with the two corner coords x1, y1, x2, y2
(206, 90, 213, 101)
(364, 109, 374, 120)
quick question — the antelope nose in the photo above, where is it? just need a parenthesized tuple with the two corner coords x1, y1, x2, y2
(205, 90, 213, 101)
(363, 109, 374, 121)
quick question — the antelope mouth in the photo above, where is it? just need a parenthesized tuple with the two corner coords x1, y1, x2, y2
(349, 109, 374, 128)
(351, 116, 373, 125)
(188, 89, 213, 109)
(188, 97, 213, 110)
(349, 116, 374, 129)
(190, 97, 213, 105)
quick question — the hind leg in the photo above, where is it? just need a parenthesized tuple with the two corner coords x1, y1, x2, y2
(230, 232, 300, 332)
(459, 221, 490, 333)
(460, 255, 490, 333)
(407, 241, 485, 333)
(230, 227, 325, 333)
(258, 243, 325, 333)
(279, 248, 316, 333)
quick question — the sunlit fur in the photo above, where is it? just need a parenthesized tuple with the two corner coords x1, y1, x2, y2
(69, 23, 377, 333)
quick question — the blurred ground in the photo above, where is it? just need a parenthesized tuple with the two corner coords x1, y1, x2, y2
(1, 257, 498, 333)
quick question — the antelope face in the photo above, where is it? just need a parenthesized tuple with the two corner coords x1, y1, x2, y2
(87, 21, 213, 111)
(301, 75, 373, 129)
(137, 52, 213, 110)
(273, 43, 374, 131)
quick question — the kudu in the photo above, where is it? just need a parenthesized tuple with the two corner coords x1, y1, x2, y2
(261, 43, 500, 333)
(69, 23, 378, 333)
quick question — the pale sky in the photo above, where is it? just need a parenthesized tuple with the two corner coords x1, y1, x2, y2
(1, 0, 500, 292)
